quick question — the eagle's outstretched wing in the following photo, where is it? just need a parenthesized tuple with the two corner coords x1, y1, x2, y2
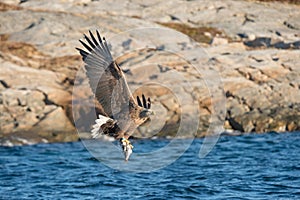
(76, 30, 136, 119)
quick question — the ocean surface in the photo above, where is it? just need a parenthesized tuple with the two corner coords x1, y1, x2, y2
(1, 132, 299, 199)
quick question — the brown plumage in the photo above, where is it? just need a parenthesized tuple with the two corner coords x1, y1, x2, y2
(76, 30, 154, 160)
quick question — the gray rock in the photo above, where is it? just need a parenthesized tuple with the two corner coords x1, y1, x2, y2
(211, 37, 228, 46)
(0, 0, 300, 145)
(33, 107, 75, 133)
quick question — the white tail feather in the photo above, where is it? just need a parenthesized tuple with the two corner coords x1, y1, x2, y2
(91, 115, 112, 138)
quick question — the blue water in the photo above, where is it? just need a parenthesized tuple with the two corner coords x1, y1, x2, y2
(1, 132, 299, 199)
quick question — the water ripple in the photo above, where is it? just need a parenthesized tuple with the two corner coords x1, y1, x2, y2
(0, 132, 299, 199)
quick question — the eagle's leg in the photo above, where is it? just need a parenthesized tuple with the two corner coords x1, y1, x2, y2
(120, 138, 133, 161)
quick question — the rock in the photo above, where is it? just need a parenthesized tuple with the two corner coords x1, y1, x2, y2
(0, 105, 15, 133)
(26, 90, 46, 113)
(244, 37, 272, 48)
(273, 41, 291, 49)
(0, 0, 300, 145)
(36, 86, 71, 106)
(287, 121, 297, 132)
(226, 97, 249, 118)
(292, 41, 300, 49)
(2, 89, 21, 107)
(211, 37, 228, 46)
(160, 94, 179, 111)
(268, 120, 286, 133)
(34, 107, 75, 133)
(0, 59, 76, 144)
(224, 120, 232, 130)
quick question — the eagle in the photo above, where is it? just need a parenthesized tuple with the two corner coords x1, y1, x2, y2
(76, 30, 154, 161)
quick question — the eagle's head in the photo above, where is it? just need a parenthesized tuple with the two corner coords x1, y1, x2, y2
(120, 138, 133, 161)
(139, 109, 155, 118)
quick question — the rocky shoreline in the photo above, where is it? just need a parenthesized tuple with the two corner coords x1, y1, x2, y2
(0, 0, 299, 146)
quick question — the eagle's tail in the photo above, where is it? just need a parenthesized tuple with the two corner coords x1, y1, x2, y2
(91, 115, 114, 138)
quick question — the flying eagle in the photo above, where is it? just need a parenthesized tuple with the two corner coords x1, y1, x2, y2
(76, 30, 154, 161)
